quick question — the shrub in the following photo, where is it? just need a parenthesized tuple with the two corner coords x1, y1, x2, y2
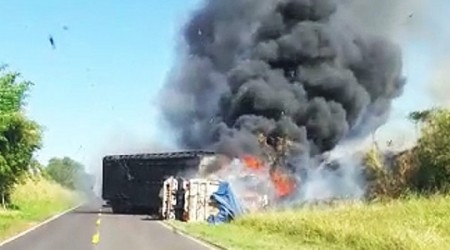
(363, 146, 416, 200)
(413, 109, 450, 192)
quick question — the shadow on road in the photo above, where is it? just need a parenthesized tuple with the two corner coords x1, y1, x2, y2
(73, 209, 162, 217)
(73, 210, 114, 215)
(140, 216, 162, 221)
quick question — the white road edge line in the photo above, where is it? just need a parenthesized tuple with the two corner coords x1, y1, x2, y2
(157, 221, 218, 250)
(0, 203, 84, 247)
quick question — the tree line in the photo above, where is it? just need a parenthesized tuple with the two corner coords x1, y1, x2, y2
(0, 67, 93, 207)
(365, 108, 450, 199)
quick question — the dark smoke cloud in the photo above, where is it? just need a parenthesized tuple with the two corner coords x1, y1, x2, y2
(159, 0, 406, 159)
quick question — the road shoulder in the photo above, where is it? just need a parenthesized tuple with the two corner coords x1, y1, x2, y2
(0, 203, 83, 247)
(161, 221, 225, 250)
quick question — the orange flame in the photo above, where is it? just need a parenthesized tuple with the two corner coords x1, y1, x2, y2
(241, 154, 297, 198)
(270, 169, 296, 198)
(242, 155, 264, 171)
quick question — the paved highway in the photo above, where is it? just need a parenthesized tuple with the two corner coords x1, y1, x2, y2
(0, 200, 213, 250)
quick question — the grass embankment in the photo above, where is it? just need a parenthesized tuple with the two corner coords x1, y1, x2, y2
(0, 177, 80, 242)
(171, 196, 450, 250)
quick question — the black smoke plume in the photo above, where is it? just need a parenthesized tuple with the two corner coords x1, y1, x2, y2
(159, 0, 406, 160)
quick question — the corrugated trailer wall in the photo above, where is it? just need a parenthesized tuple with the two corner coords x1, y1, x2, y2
(102, 151, 216, 214)
(186, 179, 221, 222)
(161, 177, 221, 222)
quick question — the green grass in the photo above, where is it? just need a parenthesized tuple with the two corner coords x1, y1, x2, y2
(170, 196, 450, 250)
(0, 177, 80, 242)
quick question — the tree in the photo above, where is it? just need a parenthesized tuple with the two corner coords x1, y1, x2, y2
(408, 110, 433, 123)
(414, 108, 450, 192)
(0, 68, 42, 207)
(45, 157, 94, 194)
(408, 109, 433, 137)
(45, 157, 83, 189)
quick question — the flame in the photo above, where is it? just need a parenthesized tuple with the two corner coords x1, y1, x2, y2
(242, 155, 264, 171)
(241, 154, 296, 198)
(270, 169, 296, 198)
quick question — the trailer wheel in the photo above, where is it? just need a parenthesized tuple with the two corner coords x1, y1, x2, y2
(111, 200, 129, 214)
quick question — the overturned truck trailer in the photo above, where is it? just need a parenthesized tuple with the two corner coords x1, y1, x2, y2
(161, 177, 222, 222)
(101, 151, 216, 214)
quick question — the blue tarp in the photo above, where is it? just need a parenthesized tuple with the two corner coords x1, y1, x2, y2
(207, 182, 244, 225)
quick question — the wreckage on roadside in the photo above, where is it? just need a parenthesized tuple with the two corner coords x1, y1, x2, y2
(158, 137, 300, 224)
(101, 135, 300, 224)
(160, 175, 271, 224)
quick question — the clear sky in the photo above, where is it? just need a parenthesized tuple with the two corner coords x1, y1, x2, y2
(0, 0, 202, 172)
(0, 1, 447, 173)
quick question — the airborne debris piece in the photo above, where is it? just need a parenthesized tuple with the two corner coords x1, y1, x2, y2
(48, 35, 55, 49)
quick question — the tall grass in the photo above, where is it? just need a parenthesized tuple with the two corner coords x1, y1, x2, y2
(173, 195, 450, 250)
(0, 177, 80, 241)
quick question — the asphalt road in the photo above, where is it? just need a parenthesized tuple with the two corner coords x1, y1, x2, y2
(0, 200, 213, 250)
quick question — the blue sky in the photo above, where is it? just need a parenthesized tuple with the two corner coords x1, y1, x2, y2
(0, 0, 201, 171)
(0, 1, 446, 173)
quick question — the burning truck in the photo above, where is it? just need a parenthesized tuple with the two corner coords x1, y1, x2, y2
(155, 0, 407, 215)
(159, 152, 298, 223)
(102, 136, 300, 223)
(101, 0, 409, 224)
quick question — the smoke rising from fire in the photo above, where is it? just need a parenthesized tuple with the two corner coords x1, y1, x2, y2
(429, 59, 450, 108)
(159, 0, 406, 160)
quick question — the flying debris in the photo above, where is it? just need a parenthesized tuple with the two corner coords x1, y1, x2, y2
(48, 35, 55, 49)
(401, 12, 415, 25)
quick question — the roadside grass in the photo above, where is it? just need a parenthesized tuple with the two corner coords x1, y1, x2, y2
(170, 195, 450, 250)
(0, 177, 80, 242)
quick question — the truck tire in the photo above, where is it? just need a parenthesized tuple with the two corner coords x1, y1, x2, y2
(111, 201, 129, 214)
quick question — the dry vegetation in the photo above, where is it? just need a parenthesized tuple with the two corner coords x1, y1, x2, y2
(171, 195, 450, 250)
(172, 109, 450, 250)
(0, 177, 79, 242)
(364, 146, 418, 200)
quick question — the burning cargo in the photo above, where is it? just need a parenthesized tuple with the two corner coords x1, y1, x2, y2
(161, 177, 222, 222)
(155, 0, 408, 206)
(160, 176, 270, 223)
(101, 148, 293, 221)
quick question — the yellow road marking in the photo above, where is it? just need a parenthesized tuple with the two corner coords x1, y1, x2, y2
(92, 209, 102, 245)
(92, 231, 100, 244)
